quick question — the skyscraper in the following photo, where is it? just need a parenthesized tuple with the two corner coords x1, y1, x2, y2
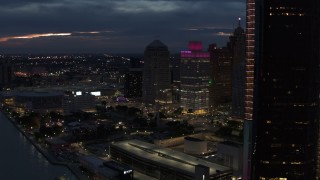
(0, 58, 14, 89)
(124, 58, 143, 98)
(231, 20, 246, 119)
(143, 40, 172, 105)
(124, 68, 142, 98)
(180, 41, 210, 114)
(244, 0, 320, 179)
(208, 43, 233, 109)
(170, 55, 181, 103)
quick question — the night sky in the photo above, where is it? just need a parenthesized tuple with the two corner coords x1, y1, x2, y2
(0, 0, 245, 54)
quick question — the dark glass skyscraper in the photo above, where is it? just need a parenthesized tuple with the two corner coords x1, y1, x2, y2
(208, 43, 233, 108)
(0, 58, 14, 89)
(247, 0, 320, 179)
(143, 40, 172, 105)
(231, 21, 246, 119)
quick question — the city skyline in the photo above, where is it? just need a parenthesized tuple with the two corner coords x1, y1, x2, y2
(0, 0, 245, 54)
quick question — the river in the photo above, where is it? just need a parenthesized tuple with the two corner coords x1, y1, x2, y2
(0, 112, 77, 180)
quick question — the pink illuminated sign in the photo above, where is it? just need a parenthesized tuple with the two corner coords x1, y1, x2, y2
(180, 51, 210, 58)
(188, 41, 203, 51)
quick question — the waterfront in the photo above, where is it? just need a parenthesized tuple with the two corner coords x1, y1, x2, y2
(0, 112, 77, 180)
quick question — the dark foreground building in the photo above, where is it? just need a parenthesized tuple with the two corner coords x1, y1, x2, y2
(244, 0, 320, 179)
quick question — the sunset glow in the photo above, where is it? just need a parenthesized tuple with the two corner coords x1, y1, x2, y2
(0, 33, 72, 42)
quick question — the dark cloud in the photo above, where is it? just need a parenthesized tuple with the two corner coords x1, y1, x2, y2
(0, 0, 245, 54)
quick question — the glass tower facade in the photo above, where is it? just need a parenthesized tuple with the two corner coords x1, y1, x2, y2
(180, 41, 210, 114)
(249, 0, 320, 179)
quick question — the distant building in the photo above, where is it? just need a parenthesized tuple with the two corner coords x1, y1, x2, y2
(14, 91, 64, 113)
(208, 43, 233, 109)
(0, 59, 14, 89)
(231, 20, 246, 119)
(180, 41, 211, 114)
(124, 58, 143, 98)
(143, 40, 172, 105)
(170, 55, 181, 103)
(63, 93, 96, 114)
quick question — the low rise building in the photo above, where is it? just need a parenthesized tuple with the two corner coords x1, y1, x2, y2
(13, 91, 63, 113)
(79, 155, 133, 180)
(63, 93, 96, 114)
(110, 139, 231, 180)
(184, 137, 207, 155)
(217, 141, 243, 177)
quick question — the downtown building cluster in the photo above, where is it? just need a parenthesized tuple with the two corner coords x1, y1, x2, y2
(0, 0, 319, 179)
(139, 0, 320, 178)
(141, 23, 246, 117)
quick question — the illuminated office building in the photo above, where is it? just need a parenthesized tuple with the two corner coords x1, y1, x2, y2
(244, 0, 320, 179)
(143, 40, 172, 105)
(180, 41, 210, 114)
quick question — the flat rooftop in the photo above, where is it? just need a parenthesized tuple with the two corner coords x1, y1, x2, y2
(219, 141, 242, 148)
(16, 91, 64, 97)
(111, 139, 230, 177)
(80, 155, 119, 178)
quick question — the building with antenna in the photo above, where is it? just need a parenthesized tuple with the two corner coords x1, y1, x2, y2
(231, 18, 246, 119)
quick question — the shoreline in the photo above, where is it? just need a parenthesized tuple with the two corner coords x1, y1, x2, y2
(0, 111, 88, 180)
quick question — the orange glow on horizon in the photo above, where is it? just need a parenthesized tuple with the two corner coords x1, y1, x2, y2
(216, 32, 232, 36)
(74, 31, 100, 34)
(0, 33, 72, 42)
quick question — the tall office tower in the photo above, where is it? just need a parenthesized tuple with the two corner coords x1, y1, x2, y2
(208, 43, 233, 109)
(143, 40, 172, 105)
(0, 58, 14, 89)
(231, 20, 246, 118)
(243, 0, 320, 179)
(180, 41, 210, 114)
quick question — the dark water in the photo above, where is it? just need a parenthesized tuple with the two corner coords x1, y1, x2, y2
(0, 112, 77, 180)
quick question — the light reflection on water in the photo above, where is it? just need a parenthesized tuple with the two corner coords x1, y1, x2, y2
(0, 112, 77, 180)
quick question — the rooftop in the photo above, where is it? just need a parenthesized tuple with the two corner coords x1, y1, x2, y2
(145, 40, 168, 51)
(111, 139, 230, 177)
(219, 141, 243, 148)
